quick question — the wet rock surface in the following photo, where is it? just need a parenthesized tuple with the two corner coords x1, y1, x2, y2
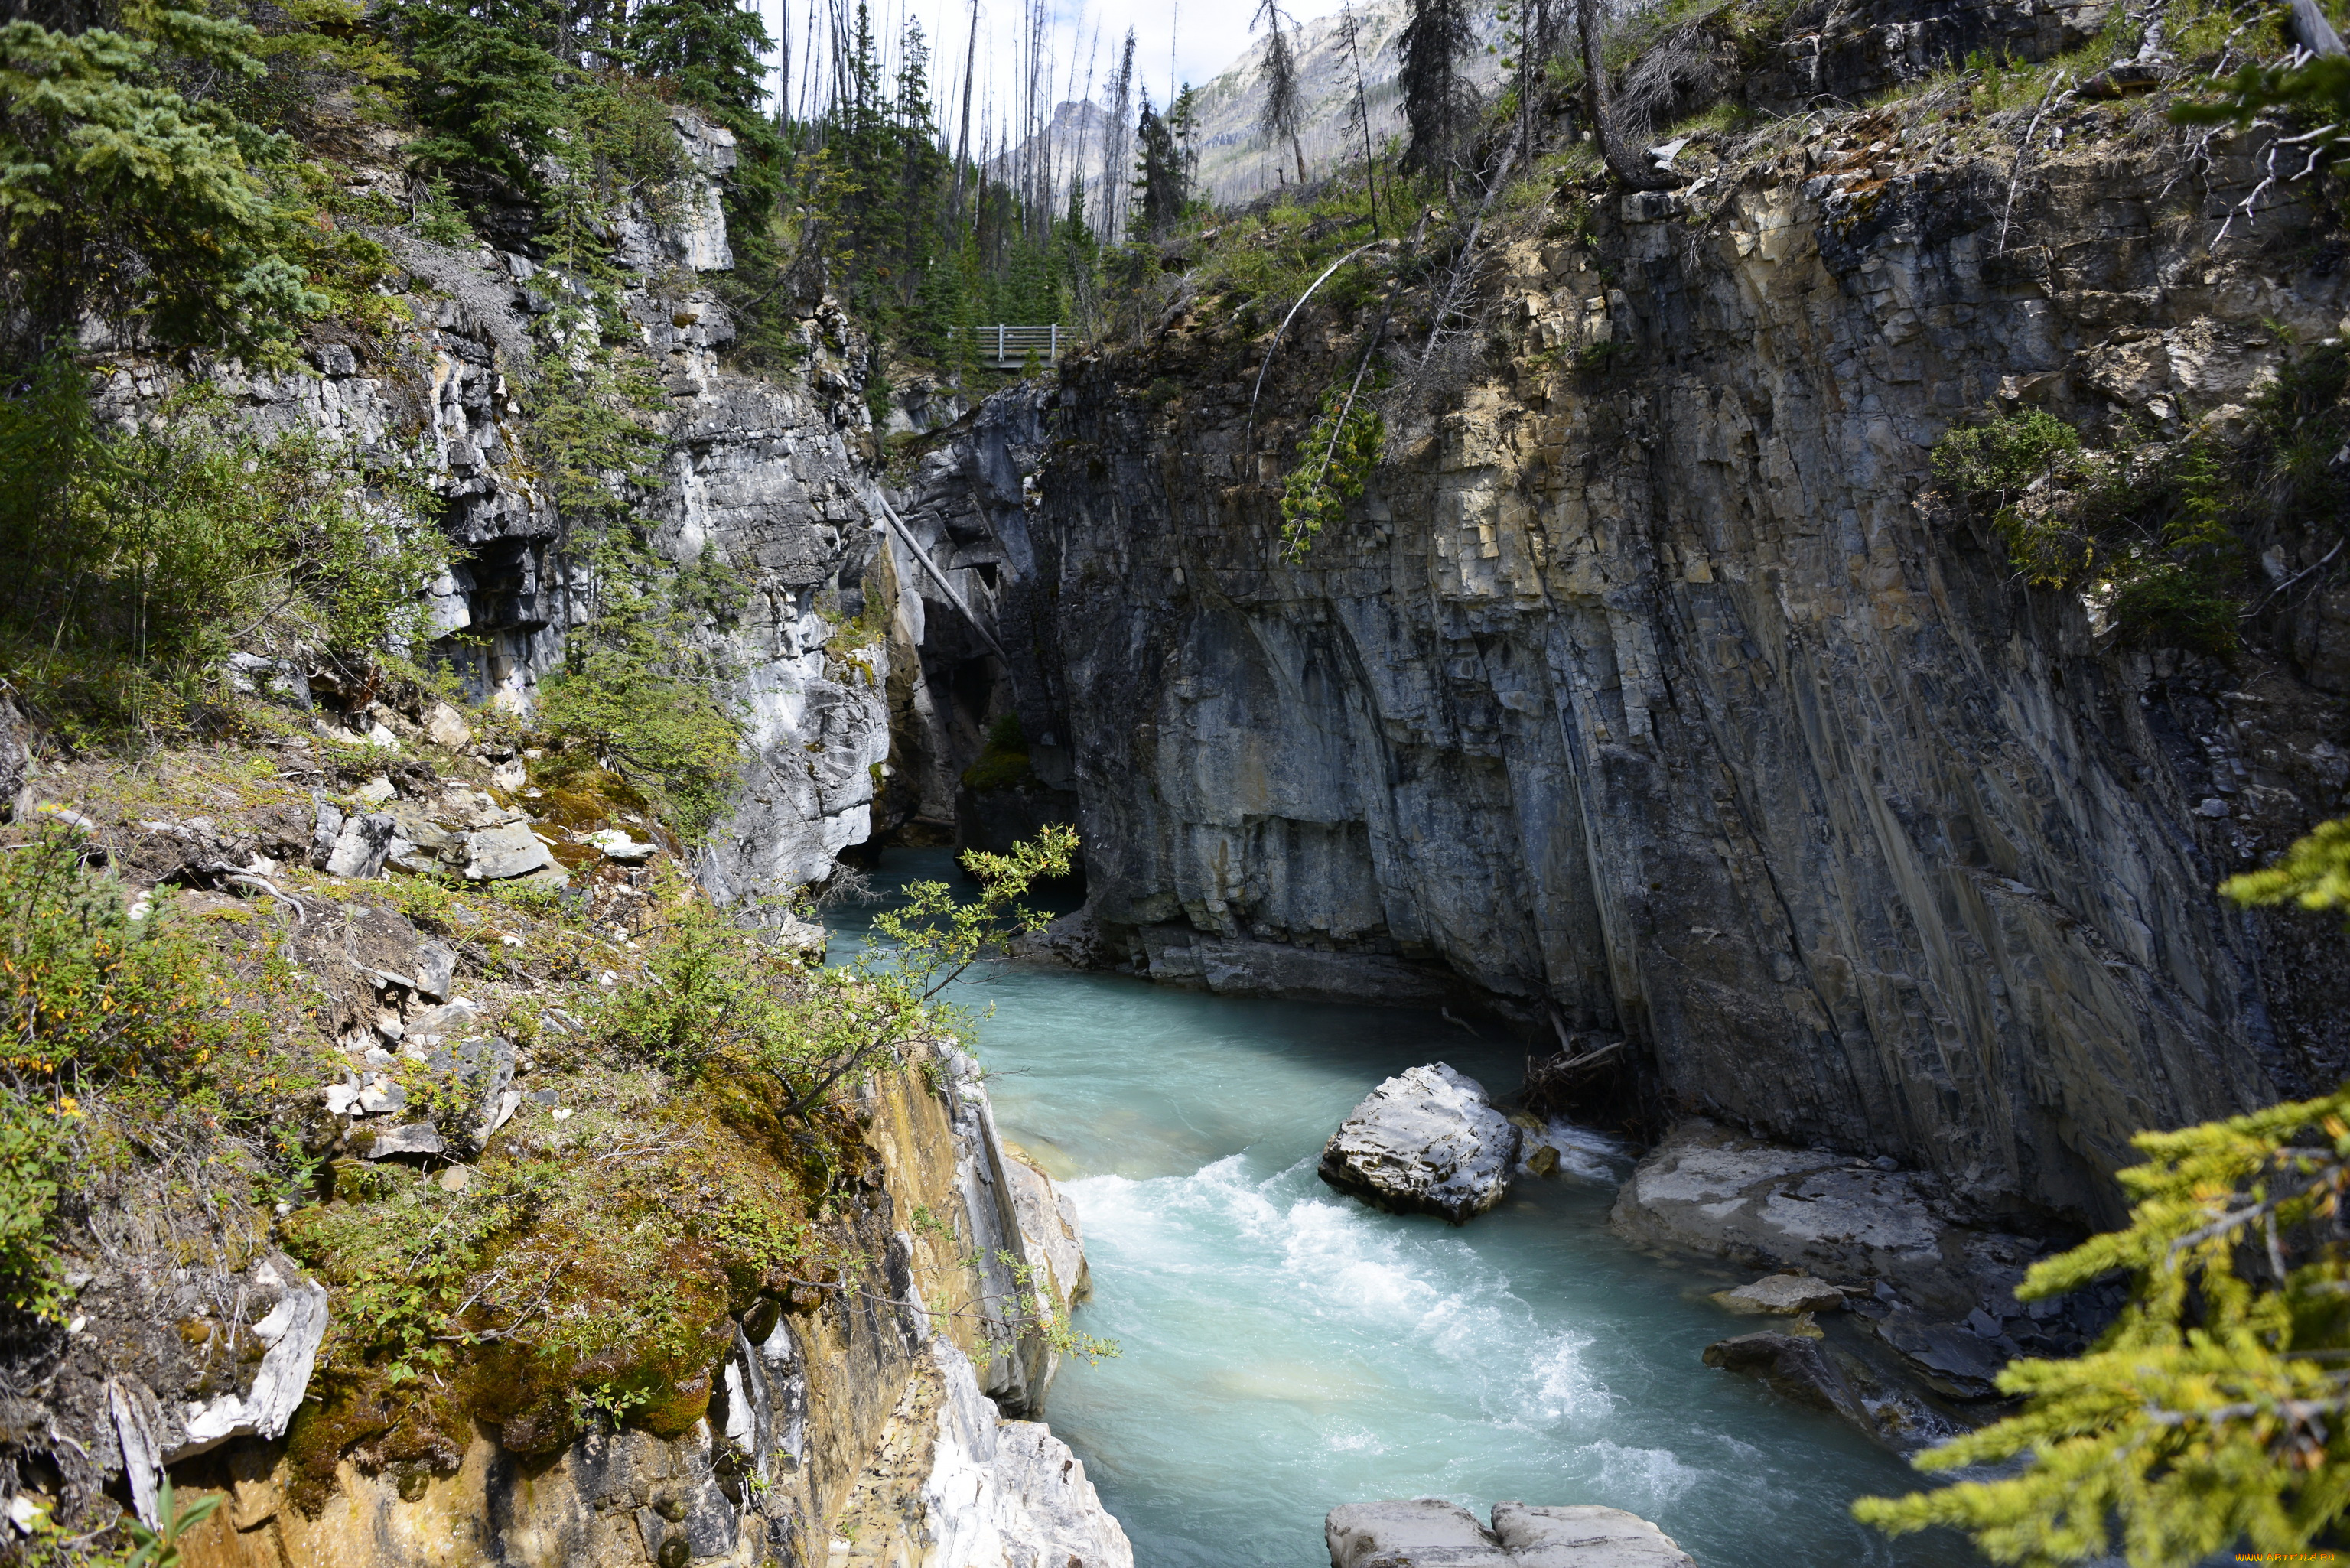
(1713, 1274, 1847, 1315)
(1319, 1064, 1522, 1223)
(1700, 1331, 1953, 1451)
(1613, 1122, 2043, 1320)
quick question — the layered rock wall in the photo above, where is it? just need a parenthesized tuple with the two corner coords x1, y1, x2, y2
(946, 119, 2350, 1222)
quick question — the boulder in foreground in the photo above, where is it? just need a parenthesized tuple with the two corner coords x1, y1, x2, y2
(1326, 1498, 1696, 1567)
(1318, 1064, 1520, 1224)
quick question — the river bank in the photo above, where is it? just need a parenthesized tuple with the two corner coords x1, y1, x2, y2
(834, 850, 1978, 1568)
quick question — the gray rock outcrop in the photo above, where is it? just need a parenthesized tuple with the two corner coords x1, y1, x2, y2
(0, 690, 33, 822)
(99, 112, 893, 906)
(1326, 1499, 1695, 1568)
(101, 1254, 330, 1525)
(1618, 1122, 2120, 1399)
(1610, 1123, 2029, 1321)
(1713, 1274, 1846, 1315)
(1319, 1064, 1520, 1223)
(1699, 1331, 1951, 1449)
(458, 821, 561, 882)
(321, 810, 395, 879)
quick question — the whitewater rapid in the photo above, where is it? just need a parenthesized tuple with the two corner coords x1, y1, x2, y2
(837, 851, 1974, 1567)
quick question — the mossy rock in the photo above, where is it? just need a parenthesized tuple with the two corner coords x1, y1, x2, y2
(960, 747, 1034, 793)
(635, 1367, 714, 1437)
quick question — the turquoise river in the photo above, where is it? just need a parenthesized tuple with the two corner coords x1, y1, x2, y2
(833, 849, 1977, 1568)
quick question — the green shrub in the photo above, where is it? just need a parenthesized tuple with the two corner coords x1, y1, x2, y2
(961, 714, 1033, 794)
(0, 1094, 62, 1319)
(0, 832, 262, 1091)
(535, 651, 744, 838)
(412, 174, 477, 246)
(1280, 381, 1385, 562)
(1932, 407, 2083, 512)
(1934, 405, 2267, 654)
(0, 366, 447, 741)
(278, 840, 1090, 1494)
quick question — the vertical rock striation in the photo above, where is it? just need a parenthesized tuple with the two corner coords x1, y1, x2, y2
(920, 124, 2349, 1222)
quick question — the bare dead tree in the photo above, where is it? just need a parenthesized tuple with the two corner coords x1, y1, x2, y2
(1575, 0, 1681, 190)
(1339, 0, 1382, 233)
(1099, 31, 1136, 242)
(948, 0, 980, 223)
(1254, 0, 1310, 186)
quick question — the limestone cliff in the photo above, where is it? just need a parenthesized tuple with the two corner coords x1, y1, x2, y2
(94, 111, 894, 904)
(901, 59, 2350, 1222)
(17, 107, 1129, 1568)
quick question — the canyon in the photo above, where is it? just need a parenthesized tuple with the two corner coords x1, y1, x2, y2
(14, 0, 2350, 1557)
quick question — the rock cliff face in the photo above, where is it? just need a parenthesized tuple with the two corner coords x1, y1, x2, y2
(53, 112, 1123, 1568)
(96, 112, 894, 903)
(161, 1053, 1115, 1568)
(919, 106, 2350, 1222)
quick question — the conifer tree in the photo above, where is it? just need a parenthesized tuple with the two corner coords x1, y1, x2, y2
(1398, 0, 1473, 181)
(0, 0, 325, 360)
(1252, 0, 1307, 186)
(1858, 821, 2350, 1564)
(1129, 89, 1183, 239)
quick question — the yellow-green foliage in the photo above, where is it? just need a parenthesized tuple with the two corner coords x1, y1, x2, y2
(865, 825, 1077, 1025)
(2224, 817, 2350, 924)
(0, 829, 314, 1320)
(1280, 382, 1385, 562)
(1856, 1084, 2350, 1563)
(0, 1096, 61, 1320)
(1932, 407, 2082, 521)
(1927, 378, 2350, 655)
(0, 832, 279, 1100)
(13, 1474, 220, 1568)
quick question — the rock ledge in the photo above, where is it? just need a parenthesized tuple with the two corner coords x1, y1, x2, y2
(1326, 1498, 1695, 1567)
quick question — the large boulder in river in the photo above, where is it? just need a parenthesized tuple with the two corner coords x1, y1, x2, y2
(1326, 1498, 1695, 1567)
(1319, 1064, 1520, 1224)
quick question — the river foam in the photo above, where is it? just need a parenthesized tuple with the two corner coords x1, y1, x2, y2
(837, 852, 1977, 1568)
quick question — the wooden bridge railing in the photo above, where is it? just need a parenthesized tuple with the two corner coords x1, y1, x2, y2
(947, 324, 1063, 369)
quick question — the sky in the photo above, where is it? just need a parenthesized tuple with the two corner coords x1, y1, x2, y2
(752, 0, 1359, 133)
